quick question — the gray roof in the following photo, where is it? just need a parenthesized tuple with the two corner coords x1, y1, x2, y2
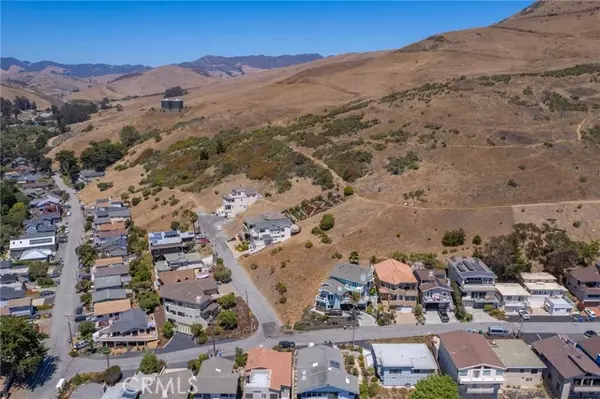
(99, 236, 127, 250)
(95, 216, 111, 225)
(320, 278, 346, 295)
(107, 207, 131, 218)
(71, 383, 104, 399)
(94, 265, 130, 278)
(92, 288, 127, 303)
(448, 256, 497, 279)
(145, 369, 194, 399)
(0, 273, 19, 284)
(296, 345, 359, 395)
(94, 275, 123, 290)
(22, 231, 56, 239)
(196, 357, 239, 394)
(0, 260, 13, 269)
(0, 286, 25, 300)
(491, 340, 546, 369)
(243, 212, 293, 231)
(329, 263, 372, 285)
(163, 252, 203, 263)
(372, 344, 438, 370)
(107, 308, 148, 335)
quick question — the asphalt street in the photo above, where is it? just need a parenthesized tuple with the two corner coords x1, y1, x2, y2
(28, 175, 84, 398)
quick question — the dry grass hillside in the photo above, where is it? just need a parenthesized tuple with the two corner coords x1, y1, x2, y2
(53, 0, 600, 323)
(0, 84, 53, 108)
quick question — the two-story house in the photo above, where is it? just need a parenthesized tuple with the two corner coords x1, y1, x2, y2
(374, 259, 418, 312)
(160, 278, 219, 334)
(372, 343, 438, 386)
(243, 212, 293, 251)
(97, 236, 128, 258)
(520, 272, 570, 309)
(9, 232, 57, 261)
(94, 275, 124, 291)
(494, 283, 530, 314)
(316, 263, 374, 313)
(93, 308, 158, 348)
(93, 298, 132, 321)
(566, 263, 600, 307)
(217, 188, 261, 219)
(578, 335, 600, 366)
(194, 357, 240, 399)
(3, 297, 33, 318)
(245, 347, 293, 399)
(532, 335, 600, 399)
(490, 340, 546, 388)
(92, 265, 131, 284)
(414, 269, 453, 312)
(147, 230, 196, 260)
(296, 345, 359, 399)
(436, 330, 506, 398)
(154, 252, 205, 274)
(447, 257, 499, 309)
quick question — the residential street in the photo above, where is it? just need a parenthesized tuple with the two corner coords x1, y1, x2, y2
(195, 209, 282, 336)
(28, 175, 84, 398)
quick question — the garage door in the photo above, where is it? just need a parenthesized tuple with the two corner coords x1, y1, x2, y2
(398, 306, 413, 313)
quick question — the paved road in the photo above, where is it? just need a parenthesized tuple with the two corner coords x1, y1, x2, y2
(28, 175, 84, 398)
(196, 210, 282, 335)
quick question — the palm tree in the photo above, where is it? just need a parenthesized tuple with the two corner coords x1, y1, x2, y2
(99, 346, 111, 368)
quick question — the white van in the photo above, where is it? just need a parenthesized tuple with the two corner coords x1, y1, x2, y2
(585, 309, 596, 320)
(55, 378, 66, 395)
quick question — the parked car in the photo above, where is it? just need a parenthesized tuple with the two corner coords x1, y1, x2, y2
(487, 326, 510, 337)
(74, 341, 87, 350)
(438, 308, 450, 323)
(74, 315, 87, 323)
(585, 309, 596, 320)
(518, 309, 531, 320)
(66, 211, 71, 217)
(40, 290, 54, 297)
(278, 340, 296, 349)
(75, 307, 83, 315)
(584, 330, 597, 338)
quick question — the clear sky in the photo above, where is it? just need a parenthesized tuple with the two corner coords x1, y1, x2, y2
(1, 1, 533, 67)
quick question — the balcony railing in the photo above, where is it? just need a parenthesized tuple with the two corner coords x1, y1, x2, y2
(466, 387, 495, 394)
(573, 386, 600, 393)
(459, 375, 505, 384)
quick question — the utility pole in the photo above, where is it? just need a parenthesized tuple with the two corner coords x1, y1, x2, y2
(65, 315, 74, 348)
(245, 290, 252, 331)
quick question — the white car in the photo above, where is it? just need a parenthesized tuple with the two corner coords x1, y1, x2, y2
(67, 211, 72, 217)
(518, 309, 530, 320)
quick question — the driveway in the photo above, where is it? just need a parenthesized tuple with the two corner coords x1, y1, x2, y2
(468, 308, 507, 323)
(424, 310, 457, 325)
(196, 210, 282, 337)
(356, 312, 377, 327)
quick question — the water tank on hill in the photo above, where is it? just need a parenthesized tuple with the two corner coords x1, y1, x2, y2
(161, 98, 184, 112)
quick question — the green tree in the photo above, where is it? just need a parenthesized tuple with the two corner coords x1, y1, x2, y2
(472, 235, 482, 245)
(343, 186, 354, 196)
(188, 353, 209, 374)
(191, 323, 208, 344)
(218, 310, 238, 329)
(411, 375, 459, 399)
(55, 150, 80, 182)
(319, 213, 335, 231)
(213, 264, 232, 283)
(170, 220, 181, 230)
(138, 352, 164, 374)
(28, 262, 49, 281)
(217, 293, 237, 309)
(76, 244, 98, 271)
(78, 321, 97, 340)
(103, 365, 122, 386)
(138, 291, 160, 312)
(442, 228, 466, 247)
(234, 347, 248, 368)
(80, 140, 126, 171)
(162, 320, 175, 339)
(119, 126, 141, 147)
(349, 251, 359, 264)
(0, 316, 49, 378)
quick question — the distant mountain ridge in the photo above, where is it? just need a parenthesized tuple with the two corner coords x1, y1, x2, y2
(178, 54, 324, 76)
(0, 57, 152, 78)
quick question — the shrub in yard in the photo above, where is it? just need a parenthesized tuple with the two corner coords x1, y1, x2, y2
(343, 186, 354, 196)
(97, 182, 113, 191)
(305, 240, 313, 249)
(131, 197, 141, 206)
(442, 228, 465, 247)
(103, 366, 122, 386)
(472, 235, 482, 245)
(319, 214, 335, 231)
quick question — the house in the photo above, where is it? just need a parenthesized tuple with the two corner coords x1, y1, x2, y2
(157, 269, 196, 286)
(92, 288, 127, 304)
(578, 335, 600, 366)
(436, 330, 506, 398)
(520, 272, 570, 309)
(97, 221, 126, 232)
(154, 252, 205, 273)
(0, 273, 23, 291)
(94, 216, 111, 226)
(494, 283, 530, 314)
(217, 188, 261, 219)
(93, 265, 131, 283)
(194, 357, 240, 399)
(30, 195, 61, 212)
(532, 335, 600, 399)
(296, 345, 359, 399)
(489, 340, 546, 388)
(544, 296, 575, 315)
(79, 169, 105, 183)
(160, 278, 219, 334)
(316, 263, 374, 313)
(22, 180, 53, 190)
(414, 269, 453, 311)
(24, 218, 56, 235)
(95, 206, 131, 222)
(371, 343, 438, 386)
(93, 298, 132, 320)
(447, 257, 499, 309)
(94, 229, 127, 246)
(9, 233, 57, 260)
(4, 297, 34, 317)
(94, 275, 124, 291)
(374, 259, 418, 312)
(101, 371, 157, 399)
(93, 257, 125, 269)
(245, 347, 293, 399)
(566, 264, 600, 307)
(97, 236, 128, 258)
(0, 262, 29, 277)
(243, 212, 293, 251)
(93, 308, 158, 348)
(0, 286, 25, 307)
(147, 230, 196, 259)
(145, 369, 194, 399)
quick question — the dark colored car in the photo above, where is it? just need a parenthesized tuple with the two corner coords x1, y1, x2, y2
(74, 315, 87, 323)
(584, 330, 597, 338)
(40, 290, 54, 297)
(279, 341, 296, 349)
(438, 308, 450, 323)
(75, 307, 83, 315)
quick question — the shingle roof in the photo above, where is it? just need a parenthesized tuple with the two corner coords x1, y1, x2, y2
(94, 265, 129, 278)
(94, 275, 123, 290)
(92, 288, 127, 304)
(439, 330, 504, 369)
(329, 263, 372, 285)
(0, 273, 19, 284)
(246, 347, 293, 391)
(0, 286, 25, 300)
(243, 212, 293, 231)
(490, 340, 546, 369)
(97, 222, 126, 232)
(415, 269, 446, 282)
(107, 308, 148, 335)
(158, 269, 196, 285)
(374, 259, 417, 285)
(93, 298, 131, 316)
(578, 335, 600, 361)
(448, 256, 497, 278)
(0, 260, 13, 269)
(532, 335, 600, 379)
(94, 257, 125, 268)
(196, 358, 239, 394)
(568, 266, 600, 282)
(159, 278, 218, 304)
(7, 297, 32, 308)
(296, 345, 359, 394)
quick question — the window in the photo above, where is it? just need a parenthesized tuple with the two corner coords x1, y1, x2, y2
(458, 370, 468, 377)
(531, 369, 538, 374)
(496, 370, 504, 376)
(519, 369, 525, 373)
(482, 370, 491, 376)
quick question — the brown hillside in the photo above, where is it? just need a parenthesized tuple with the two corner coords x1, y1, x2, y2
(0, 84, 55, 108)
(55, 1, 600, 323)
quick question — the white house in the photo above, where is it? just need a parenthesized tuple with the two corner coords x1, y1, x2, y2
(217, 188, 261, 219)
(243, 212, 293, 251)
(495, 283, 530, 314)
(519, 272, 569, 308)
(543, 296, 575, 315)
(372, 343, 438, 386)
(9, 233, 57, 260)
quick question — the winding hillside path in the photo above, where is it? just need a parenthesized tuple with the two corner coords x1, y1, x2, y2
(577, 113, 594, 140)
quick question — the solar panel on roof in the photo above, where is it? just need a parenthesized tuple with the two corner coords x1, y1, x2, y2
(164, 230, 179, 238)
(464, 261, 475, 271)
(456, 264, 466, 272)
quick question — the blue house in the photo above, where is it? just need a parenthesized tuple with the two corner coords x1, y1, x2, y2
(5, 297, 33, 317)
(371, 343, 438, 386)
(316, 263, 374, 313)
(296, 345, 359, 399)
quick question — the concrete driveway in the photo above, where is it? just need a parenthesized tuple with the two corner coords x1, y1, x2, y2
(424, 310, 458, 324)
(468, 308, 507, 323)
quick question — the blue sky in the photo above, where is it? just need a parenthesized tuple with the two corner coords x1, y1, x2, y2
(1, 1, 533, 66)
